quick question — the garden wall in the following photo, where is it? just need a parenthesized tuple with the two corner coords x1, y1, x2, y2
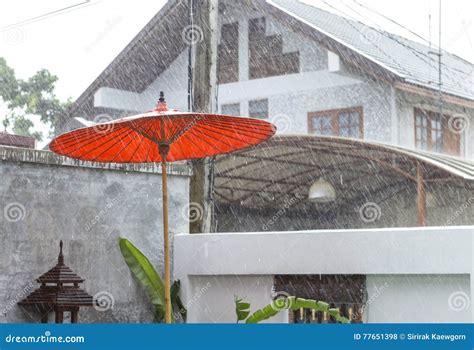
(0, 146, 191, 323)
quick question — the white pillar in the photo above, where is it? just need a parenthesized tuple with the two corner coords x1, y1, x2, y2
(238, 18, 249, 82)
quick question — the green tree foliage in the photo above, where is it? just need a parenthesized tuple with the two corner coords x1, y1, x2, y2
(0, 57, 70, 141)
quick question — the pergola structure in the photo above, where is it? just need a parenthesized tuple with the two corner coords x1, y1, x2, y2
(214, 135, 474, 226)
(18, 241, 94, 323)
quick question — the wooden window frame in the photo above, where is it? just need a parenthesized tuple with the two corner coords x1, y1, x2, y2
(413, 108, 460, 156)
(308, 106, 364, 139)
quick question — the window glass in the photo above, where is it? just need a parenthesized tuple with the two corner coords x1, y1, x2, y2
(249, 99, 268, 119)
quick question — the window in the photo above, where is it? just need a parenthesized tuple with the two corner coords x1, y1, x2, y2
(414, 108, 460, 155)
(249, 99, 268, 119)
(221, 103, 240, 116)
(217, 22, 239, 84)
(308, 107, 363, 138)
(248, 17, 300, 79)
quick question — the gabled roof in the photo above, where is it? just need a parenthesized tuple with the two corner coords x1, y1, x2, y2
(268, 0, 474, 101)
(67, 0, 473, 126)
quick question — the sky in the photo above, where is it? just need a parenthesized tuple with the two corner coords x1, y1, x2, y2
(0, 0, 473, 147)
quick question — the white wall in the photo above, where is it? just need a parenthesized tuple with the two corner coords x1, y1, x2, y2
(184, 275, 285, 323)
(366, 275, 471, 323)
(174, 226, 473, 323)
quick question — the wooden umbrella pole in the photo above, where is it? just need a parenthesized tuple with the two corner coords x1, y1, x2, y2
(162, 158, 171, 323)
(160, 145, 172, 324)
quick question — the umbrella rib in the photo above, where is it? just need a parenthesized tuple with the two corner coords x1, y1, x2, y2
(184, 128, 225, 153)
(53, 124, 129, 149)
(196, 123, 269, 144)
(186, 125, 251, 152)
(88, 128, 140, 161)
(128, 119, 164, 145)
(114, 120, 157, 163)
(56, 122, 130, 145)
(53, 125, 132, 155)
(202, 119, 274, 139)
(175, 129, 209, 156)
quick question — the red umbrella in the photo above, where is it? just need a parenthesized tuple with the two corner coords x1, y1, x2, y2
(50, 92, 276, 323)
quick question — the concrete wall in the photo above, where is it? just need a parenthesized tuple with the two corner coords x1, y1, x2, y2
(0, 146, 191, 323)
(366, 275, 471, 323)
(174, 227, 473, 323)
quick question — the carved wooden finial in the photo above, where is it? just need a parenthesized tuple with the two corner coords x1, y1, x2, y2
(58, 240, 64, 265)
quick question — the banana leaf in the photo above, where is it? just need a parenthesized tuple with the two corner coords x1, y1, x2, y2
(119, 237, 165, 307)
(235, 296, 251, 322)
(119, 237, 186, 323)
(245, 296, 350, 324)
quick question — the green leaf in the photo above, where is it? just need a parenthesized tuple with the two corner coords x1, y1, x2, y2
(171, 280, 187, 322)
(234, 296, 251, 322)
(245, 297, 350, 324)
(118, 237, 165, 311)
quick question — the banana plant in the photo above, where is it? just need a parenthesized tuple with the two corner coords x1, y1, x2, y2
(235, 295, 350, 324)
(119, 237, 186, 323)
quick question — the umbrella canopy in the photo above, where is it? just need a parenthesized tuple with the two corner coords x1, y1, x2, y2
(49, 92, 276, 324)
(50, 96, 276, 163)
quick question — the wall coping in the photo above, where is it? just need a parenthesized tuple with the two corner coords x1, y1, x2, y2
(0, 145, 192, 177)
(174, 226, 473, 276)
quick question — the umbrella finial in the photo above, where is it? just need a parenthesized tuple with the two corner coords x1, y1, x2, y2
(155, 91, 168, 112)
